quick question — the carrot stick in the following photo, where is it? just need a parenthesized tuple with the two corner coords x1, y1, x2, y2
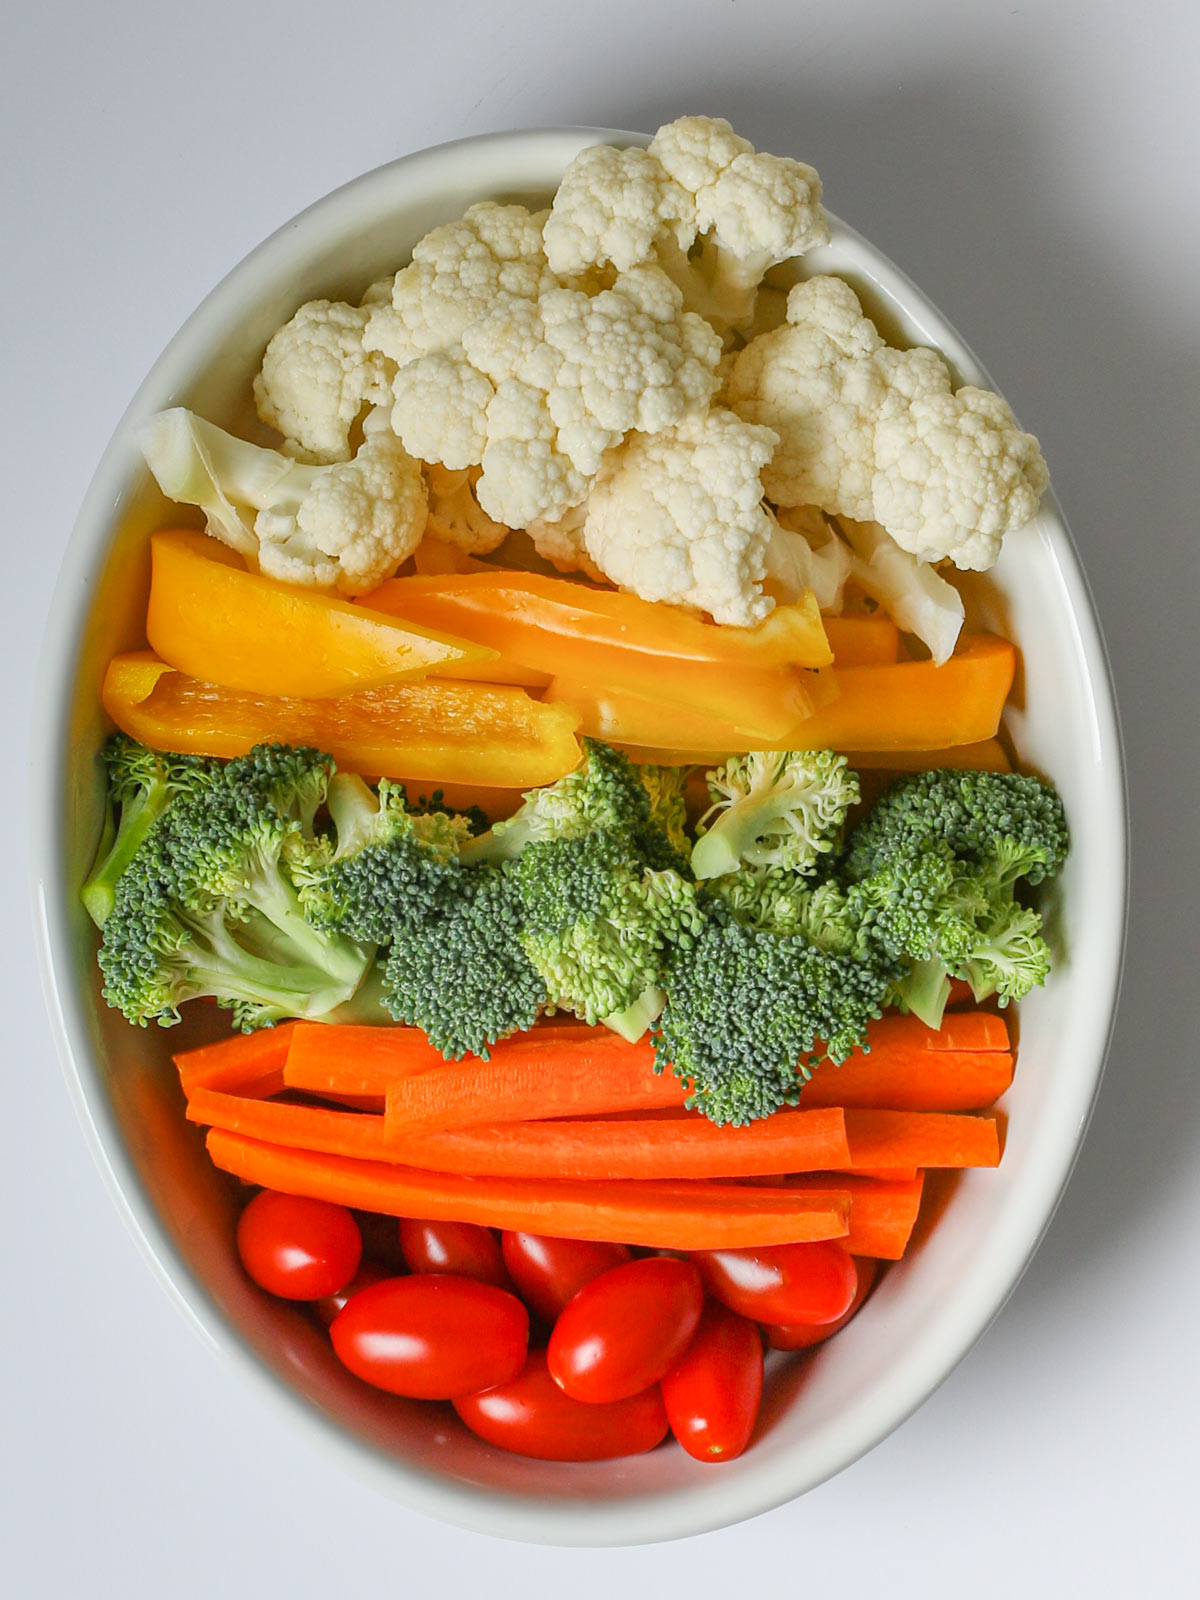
(862, 1012, 1010, 1052)
(384, 1107, 850, 1181)
(843, 1110, 1001, 1169)
(186, 1087, 389, 1162)
(204, 1130, 852, 1250)
(284, 1021, 620, 1100)
(173, 1023, 297, 1097)
(847, 1168, 920, 1183)
(384, 1035, 686, 1137)
(782, 1175, 925, 1260)
(801, 1050, 1012, 1112)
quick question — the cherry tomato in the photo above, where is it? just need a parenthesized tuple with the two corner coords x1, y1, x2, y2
(766, 1258, 880, 1350)
(399, 1218, 509, 1287)
(331, 1274, 528, 1399)
(661, 1300, 763, 1462)
(353, 1209, 409, 1274)
(311, 1261, 391, 1329)
(236, 1190, 362, 1301)
(501, 1232, 632, 1322)
(697, 1241, 857, 1327)
(454, 1349, 669, 1460)
(547, 1256, 703, 1403)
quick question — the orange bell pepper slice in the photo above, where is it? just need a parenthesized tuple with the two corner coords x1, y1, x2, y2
(359, 572, 832, 739)
(547, 635, 1016, 755)
(146, 529, 496, 698)
(102, 652, 582, 788)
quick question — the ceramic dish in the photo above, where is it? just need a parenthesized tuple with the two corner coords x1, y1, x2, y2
(31, 126, 1126, 1545)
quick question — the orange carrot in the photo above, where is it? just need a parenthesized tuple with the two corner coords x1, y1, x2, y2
(385, 1107, 850, 1181)
(384, 1034, 686, 1137)
(782, 1175, 925, 1260)
(800, 1050, 1012, 1112)
(173, 1023, 297, 1097)
(843, 1110, 1001, 1170)
(284, 1021, 616, 1100)
(861, 1012, 1010, 1052)
(186, 1086, 389, 1162)
(204, 1130, 851, 1250)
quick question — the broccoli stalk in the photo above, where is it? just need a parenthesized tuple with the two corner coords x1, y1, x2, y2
(81, 737, 214, 927)
(691, 749, 859, 881)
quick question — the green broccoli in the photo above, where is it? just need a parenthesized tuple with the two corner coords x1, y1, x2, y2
(81, 737, 216, 926)
(298, 772, 471, 943)
(654, 908, 895, 1126)
(97, 745, 375, 1029)
(460, 738, 655, 866)
(509, 828, 703, 1040)
(691, 749, 859, 881)
(637, 764, 692, 860)
(841, 769, 1069, 1025)
(381, 865, 547, 1058)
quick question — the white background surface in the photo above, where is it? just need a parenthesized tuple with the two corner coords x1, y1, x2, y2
(4, 0, 1198, 1593)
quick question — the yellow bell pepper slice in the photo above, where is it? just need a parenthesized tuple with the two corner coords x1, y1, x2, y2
(102, 652, 581, 788)
(146, 529, 498, 699)
(360, 572, 832, 739)
(548, 635, 1015, 755)
(820, 614, 899, 666)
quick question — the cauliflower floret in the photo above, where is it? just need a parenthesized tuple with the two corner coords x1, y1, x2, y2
(728, 274, 1045, 572)
(363, 202, 556, 367)
(477, 379, 589, 527)
(766, 505, 855, 613)
(541, 144, 695, 276)
(871, 388, 1049, 569)
(525, 503, 606, 580)
(651, 116, 829, 329)
(382, 257, 720, 528)
(543, 116, 828, 335)
(579, 409, 780, 626)
(390, 353, 495, 470)
(836, 516, 964, 662)
(137, 407, 426, 595)
(537, 270, 722, 475)
(253, 298, 395, 464)
(727, 275, 896, 516)
(423, 463, 509, 554)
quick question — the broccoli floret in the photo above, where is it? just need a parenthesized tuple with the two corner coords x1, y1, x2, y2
(637, 765, 691, 859)
(81, 737, 216, 927)
(691, 749, 859, 881)
(461, 739, 655, 866)
(843, 769, 1068, 886)
(509, 828, 703, 1038)
(840, 769, 1068, 1025)
(381, 866, 546, 1057)
(404, 787, 490, 837)
(299, 772, 470, 943)
(714, 868, 860, 954)
(654, 912, 893, 1126)
(97, 745, 374, 1029)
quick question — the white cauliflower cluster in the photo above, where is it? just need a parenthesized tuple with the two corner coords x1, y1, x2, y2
(726, 275, 1048, 570)
(139, 115, 1048, 620)
(544, 115, 829, 334)
(365, 209, 722, 531)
